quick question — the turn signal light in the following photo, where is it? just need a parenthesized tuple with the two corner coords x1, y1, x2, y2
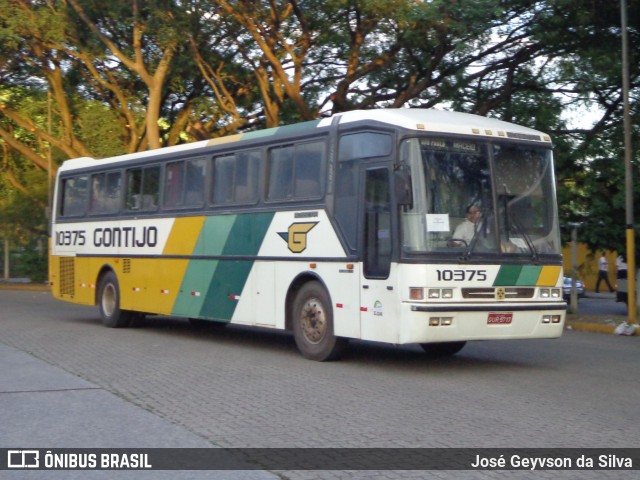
(409, 288, 424, 301)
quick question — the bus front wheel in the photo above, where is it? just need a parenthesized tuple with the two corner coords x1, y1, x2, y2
(97, 271, 133, 328)
(292, 281, 347, 361)
(419, 341, 466, 357)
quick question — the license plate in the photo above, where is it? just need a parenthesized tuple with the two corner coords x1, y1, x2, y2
(488, 312, 513, 325)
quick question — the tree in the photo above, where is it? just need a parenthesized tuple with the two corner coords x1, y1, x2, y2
(0, 0, 639, 256)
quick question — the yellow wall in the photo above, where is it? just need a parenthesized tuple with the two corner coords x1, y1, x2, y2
(562, 244, 618, 291)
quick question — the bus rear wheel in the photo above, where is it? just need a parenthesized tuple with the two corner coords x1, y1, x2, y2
(97, 271, 133, 328)
(292, 281, 347, 361)
(419, 341, 466, 357)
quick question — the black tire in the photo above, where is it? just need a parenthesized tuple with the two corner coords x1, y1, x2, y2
(292, 281, 347, 361)
(97, 271, 133, 328)
(419, 341, 466, 357)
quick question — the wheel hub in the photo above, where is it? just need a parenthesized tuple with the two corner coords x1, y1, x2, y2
(102, 284, 117, 317)
(301, 297, 326, 344)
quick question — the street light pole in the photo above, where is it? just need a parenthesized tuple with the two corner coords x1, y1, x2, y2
(621, 0, 635, 322)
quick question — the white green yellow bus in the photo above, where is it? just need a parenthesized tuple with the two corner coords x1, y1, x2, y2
(49, 109, 566, 361)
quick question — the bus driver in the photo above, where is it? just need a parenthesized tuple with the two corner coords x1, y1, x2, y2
(451, 204, 481, 247)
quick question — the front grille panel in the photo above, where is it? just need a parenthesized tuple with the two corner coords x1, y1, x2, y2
(462, 287, 535, 299)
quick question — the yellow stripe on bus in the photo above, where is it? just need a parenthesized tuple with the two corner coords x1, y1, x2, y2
(536, 265, 562, 286)
(163, 217, 205, 255)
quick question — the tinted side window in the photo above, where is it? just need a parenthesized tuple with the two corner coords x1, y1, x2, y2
(212, 150, 260, 205)
(60, 175, 89, 217)
(294, 142, 323, 198)
(90, 171, 121, 214)
(164, 158, 206, 208)
(267, 145, 294, 200)
(212, 155, 235, 204)
(339, 132, 392, 161)
(184, 158, 206, 206)
(126, 166, 160, 211)
(334, 160, 358, 251)
(364, 168, 392, 279)
(267, 141, 324, 201)
(164, 161, 184, 208)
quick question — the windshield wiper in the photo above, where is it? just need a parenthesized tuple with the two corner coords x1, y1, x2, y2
(504, 199, 539, 262)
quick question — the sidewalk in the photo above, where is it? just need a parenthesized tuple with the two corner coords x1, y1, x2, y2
(0, 284, 279, 477)
(0, 342, 277, 479)
(565, 291, 634, 335)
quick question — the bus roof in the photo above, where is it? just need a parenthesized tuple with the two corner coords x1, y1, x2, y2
(59, 109, 551, 172)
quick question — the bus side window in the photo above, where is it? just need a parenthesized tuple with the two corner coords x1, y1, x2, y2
(142, 166, 160, 209)
(212, 155, 235, 204)
(61, 175, 89, 217)
(334, 160, 358, 251)
(90, 173, 106, 213)
(339, 132, 392, 161)
(235, 150, 260, 203)
(364, 168, 392, 279)
(267, 141, 324, 202)
(267, 145, 294, 200)
(212, 150, 260, 205)
(90, 171, 121, 214)
(294, 142, 323, 198)
(164, 161, 185, 207)
(126, 166, 159, 211)
(184, 158, 206, 206)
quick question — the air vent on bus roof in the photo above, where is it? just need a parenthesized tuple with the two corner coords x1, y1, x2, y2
(506, 132, 542, 141)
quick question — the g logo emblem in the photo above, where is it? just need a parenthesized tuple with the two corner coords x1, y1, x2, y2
(278, 222, 318, 253)
(496, 287, 506, 300)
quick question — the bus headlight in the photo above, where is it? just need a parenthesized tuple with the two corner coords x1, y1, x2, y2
(429, 317, 453, 327)
(542, 315, 562, 324)
(413, 288, 456, 302)
(540, 288, 561, 299)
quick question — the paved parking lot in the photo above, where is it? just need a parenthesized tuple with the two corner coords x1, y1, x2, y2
(1, 289, 639, 479)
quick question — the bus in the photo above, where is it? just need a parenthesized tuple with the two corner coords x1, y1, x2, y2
(49, 109, 566, 361)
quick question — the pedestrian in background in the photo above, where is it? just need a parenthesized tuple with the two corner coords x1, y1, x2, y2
(596, 253, 614, 293)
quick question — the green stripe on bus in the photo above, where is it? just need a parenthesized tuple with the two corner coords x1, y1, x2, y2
(493, 265, 522, 286)
(516, 265, 543, 285)
(172, 215, 237, 316)
(494, 265, 545, 286)
(198, 212, 275, 321)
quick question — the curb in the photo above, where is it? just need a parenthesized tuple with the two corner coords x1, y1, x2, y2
(565, 321, 617, 335)
(0, 283, 50, 292)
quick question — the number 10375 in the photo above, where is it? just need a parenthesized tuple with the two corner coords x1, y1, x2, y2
(436, 269, 488, 282)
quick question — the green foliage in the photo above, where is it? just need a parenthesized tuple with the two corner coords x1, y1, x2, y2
(0, 0, 638, 258)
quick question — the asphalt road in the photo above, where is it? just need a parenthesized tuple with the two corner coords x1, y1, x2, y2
(1, 289, 639, 480)
(574, 291, 628, 316)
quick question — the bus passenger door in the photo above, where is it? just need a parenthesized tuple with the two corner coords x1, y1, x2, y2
(359, 167, 399, 343)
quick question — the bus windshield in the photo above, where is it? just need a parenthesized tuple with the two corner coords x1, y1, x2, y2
(400, 136, 561, 258)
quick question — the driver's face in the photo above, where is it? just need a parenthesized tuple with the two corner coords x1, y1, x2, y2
(467, 207, 481, 223)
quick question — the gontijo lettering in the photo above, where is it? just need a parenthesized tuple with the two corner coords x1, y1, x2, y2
(93, 226, 158, 248)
